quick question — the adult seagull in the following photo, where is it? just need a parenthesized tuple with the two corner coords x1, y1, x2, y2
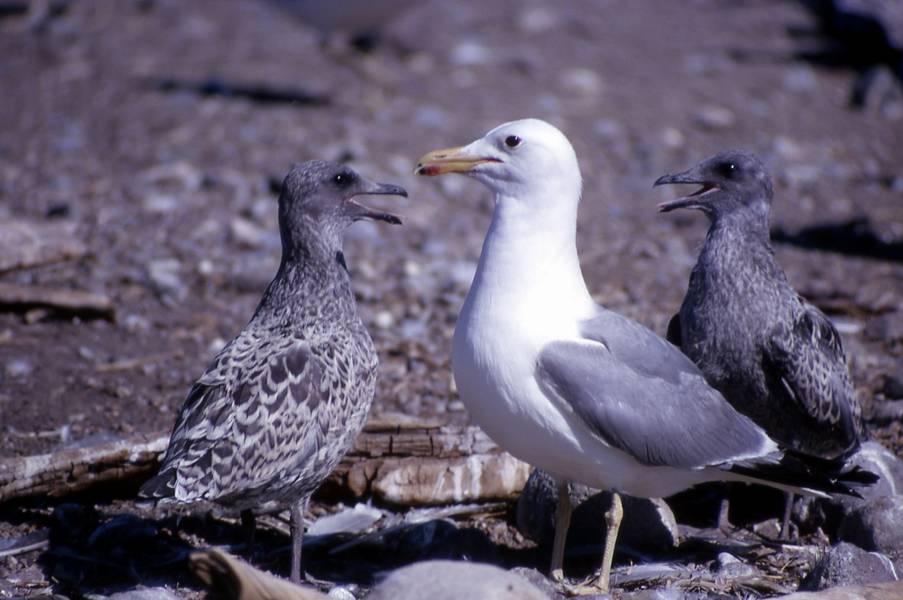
(415, 119, 873, 593)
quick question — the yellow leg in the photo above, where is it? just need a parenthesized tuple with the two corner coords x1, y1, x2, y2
(596, 492, 623, 593)
(550, 479, 572, 583)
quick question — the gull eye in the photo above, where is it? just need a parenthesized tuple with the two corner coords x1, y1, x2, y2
(333, 171, 354, 186)
(718, 162, 737, 178)
(505, 135, 522, 148)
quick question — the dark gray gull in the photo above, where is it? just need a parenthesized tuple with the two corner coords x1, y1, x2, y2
(655, 150, 867, 534)
(140, 161, 405, 583)
(415, 119, 873, 594)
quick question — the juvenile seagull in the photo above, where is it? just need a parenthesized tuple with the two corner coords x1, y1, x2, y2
(416, 120, 872, 594)
(140, 161, 405, 583)
(655, 151, 865, 532)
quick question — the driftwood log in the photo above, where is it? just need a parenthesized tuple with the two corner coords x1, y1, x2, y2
(0, 421, 530, 506)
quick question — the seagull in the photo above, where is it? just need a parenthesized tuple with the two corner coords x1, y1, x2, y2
(655, 150, 865, 534)
(140, 161, 405, 583)
(415, 119, 873, 594)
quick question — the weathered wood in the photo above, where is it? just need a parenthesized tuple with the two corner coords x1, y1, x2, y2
(0, 434, 167, 502)
(0, 282, 114, 320)
(0, 423, 530, 506)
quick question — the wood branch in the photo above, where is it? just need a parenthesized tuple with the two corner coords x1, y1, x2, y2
(0, 434, 167, 503)
(0, 422, 530, 506)
(0, 283, 114, 320)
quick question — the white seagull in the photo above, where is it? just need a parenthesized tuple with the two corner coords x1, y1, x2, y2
(415, 118, 873, 593)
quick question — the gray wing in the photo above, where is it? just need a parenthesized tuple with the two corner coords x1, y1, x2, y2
(140, 332, 327, 503)
(762, 302, 863, 458)
(535, 310, 774, 470)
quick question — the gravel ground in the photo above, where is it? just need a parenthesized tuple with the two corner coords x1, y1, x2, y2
(0, 0, 901, 597)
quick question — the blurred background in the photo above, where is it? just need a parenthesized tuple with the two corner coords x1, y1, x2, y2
(1, 0, 901, 460)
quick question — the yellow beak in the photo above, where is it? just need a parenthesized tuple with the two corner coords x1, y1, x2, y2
(415, 145, 499, 176)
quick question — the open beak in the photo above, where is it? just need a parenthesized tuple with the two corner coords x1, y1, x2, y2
(415, 145, 501, 176)
(350, 181, 406, 225)
(654, 169, 719, 213)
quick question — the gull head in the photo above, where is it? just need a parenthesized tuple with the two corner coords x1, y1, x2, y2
(654, 150, 773, 217)
(278, 161, 405, 253)
(415, 118, 581, 201)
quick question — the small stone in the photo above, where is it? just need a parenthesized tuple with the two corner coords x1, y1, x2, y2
(517, 7, 558, 34)
(6, 358, 33, 378)
(365, 560, 548, 600)
(560, 68, 603, 97)
(450, 40, 490, 67)
(838, 495, 903, 567)
(327, 586, 357, 600)
(230, 217, 265, 249)
(694, 105, 735, 130)
(783, 67, 818, 92)
(799, 542, 897, 591)
(147, 258, 186, 301)
(373, 311, 394, 329)
(142, 193, 178, 214)
(661, 128, 684, 150)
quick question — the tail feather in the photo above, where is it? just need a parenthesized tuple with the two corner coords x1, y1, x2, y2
(728, 451, 878, 497)
(139, 468, 176, 500)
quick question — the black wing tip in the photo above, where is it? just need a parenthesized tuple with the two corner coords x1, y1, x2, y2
(730, 454, 879, 498)
(138, 471, 176, 500)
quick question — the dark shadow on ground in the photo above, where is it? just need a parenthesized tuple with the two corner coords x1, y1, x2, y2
(772, 218, 903, 262)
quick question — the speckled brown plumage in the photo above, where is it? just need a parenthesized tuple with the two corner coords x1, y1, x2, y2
(140, 160, 405, 582)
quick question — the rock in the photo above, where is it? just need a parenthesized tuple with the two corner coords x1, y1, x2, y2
(778, 581, 903, 599)
(838, 495, 903, 567)
(621, 589, 709, 600)
(516, 470, 679, 554)
(799, 542, 897, 591)
(882, 372, 903, 399)
(364, 560, 548, 600)
(838, 442, 903, 510)
(108, 588, 182, 600)
(508, 567, 564, 600)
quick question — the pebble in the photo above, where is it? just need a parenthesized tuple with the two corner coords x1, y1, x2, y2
(517, 7, 559, 34)
(328, 586, 357, 600)
(6, 358, 33, 378)
(694, 105, 735, 130)
(783, 66, 818, 92)
(450, 40, 490, 67)
(147, 258, 186, 301)
(560, 68, 603, 97)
